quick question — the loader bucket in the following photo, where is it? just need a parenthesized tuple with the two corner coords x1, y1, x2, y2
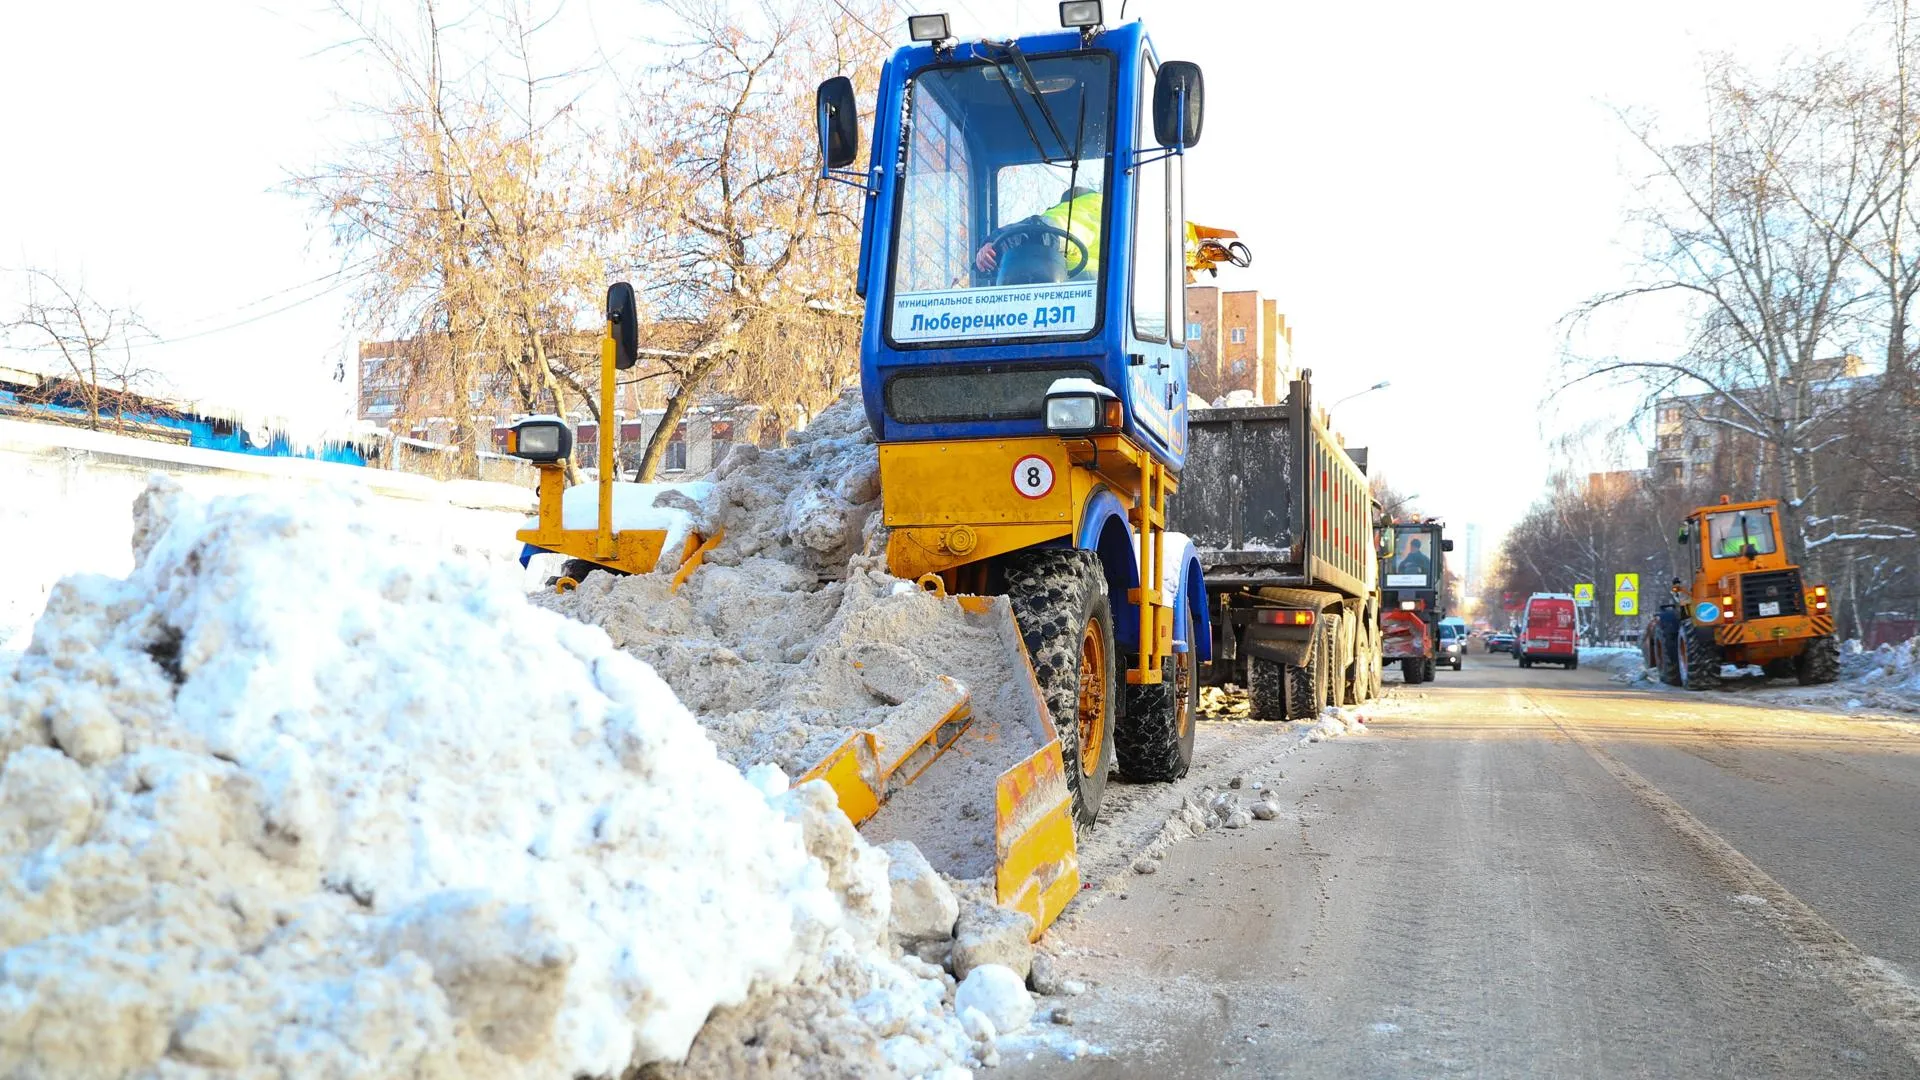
(797, 594, 1081, 939)
(962, 594, 1082, 938)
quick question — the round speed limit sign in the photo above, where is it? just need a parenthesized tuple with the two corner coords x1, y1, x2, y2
(1011, 455, 1055, 499)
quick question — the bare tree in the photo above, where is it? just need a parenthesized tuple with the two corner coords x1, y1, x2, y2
(1564, 55, 1887, 561)
(615, 0, 890, 480)
(298, 0, 613, 478)
(4, 268, 155, 431)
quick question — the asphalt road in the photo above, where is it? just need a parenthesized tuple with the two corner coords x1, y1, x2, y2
(1006, 649, 1920, 1079)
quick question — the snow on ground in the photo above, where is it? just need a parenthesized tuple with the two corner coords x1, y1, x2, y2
(0, 478, 980, 1078)
(1592, 637, 1920, 716)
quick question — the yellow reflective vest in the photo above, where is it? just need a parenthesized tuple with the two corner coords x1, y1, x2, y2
(1039, 191, 1103, 276)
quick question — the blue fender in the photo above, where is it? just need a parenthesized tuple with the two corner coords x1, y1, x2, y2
(1076, 488, 1143, 648)
(1164, 534, 1213, 662)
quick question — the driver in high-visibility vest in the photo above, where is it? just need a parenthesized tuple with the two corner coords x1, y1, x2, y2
(975, 186, 1103, 277)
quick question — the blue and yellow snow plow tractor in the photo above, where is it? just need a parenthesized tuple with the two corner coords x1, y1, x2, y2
(817, 5, 1246, 853)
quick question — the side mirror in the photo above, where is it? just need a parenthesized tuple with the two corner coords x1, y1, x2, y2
(1676, 527, 1689, 546)
(817, 76, 859, 171)
(1441, 539, 1455, 552)
(1152, 60, 1204, 149)
(607, 282, 639, 371)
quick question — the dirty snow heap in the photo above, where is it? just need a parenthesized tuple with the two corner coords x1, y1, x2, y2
(0, 478, 970, 1078)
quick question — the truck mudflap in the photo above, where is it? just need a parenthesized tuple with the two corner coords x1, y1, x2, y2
(798, 594, 1080, 940)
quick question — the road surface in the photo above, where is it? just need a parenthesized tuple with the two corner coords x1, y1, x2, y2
(1007, 650, 1920, 1078)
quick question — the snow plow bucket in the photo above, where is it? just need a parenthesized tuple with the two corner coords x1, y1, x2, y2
(800, 675, 975, 826)
(995, 738, 1079, 939)
(959, 595, 1081, 939)
(800, 596, 1081, 939)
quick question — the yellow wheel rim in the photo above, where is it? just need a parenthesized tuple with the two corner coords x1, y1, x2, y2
(1077, 620, 1108, 779)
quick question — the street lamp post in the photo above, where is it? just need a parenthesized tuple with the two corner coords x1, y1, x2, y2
(1329, 380, 1390, 410)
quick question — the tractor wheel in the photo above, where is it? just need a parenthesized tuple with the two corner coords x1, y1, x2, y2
(1118, 602, 1199, 782)
(1401, 657, 1423, 684)
(1249, 657, 1287, 721)
(1421, 657, 1437, 682)
(1657, 626, 1682, 686)
(1004, 550, 1116, 826)
(1291, 620, 1328, 716)
(1795, 635, 1840, 685)
(1678, 625, 1722, 691)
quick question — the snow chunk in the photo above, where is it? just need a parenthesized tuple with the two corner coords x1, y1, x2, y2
(956, 964, 1035, 1035)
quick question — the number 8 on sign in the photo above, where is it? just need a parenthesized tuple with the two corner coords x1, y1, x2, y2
(1012, 454, 1055, 499)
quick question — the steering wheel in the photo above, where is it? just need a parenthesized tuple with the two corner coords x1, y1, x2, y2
(981, 217, 1090, 285)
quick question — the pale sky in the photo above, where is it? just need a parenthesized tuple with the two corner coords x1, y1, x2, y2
(0, 0, 1880, 548)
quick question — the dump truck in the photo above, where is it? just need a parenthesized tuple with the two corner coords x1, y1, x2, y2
(1168, 373, 1383, 719)
(1377, 518, 1451, 683)
(1642, 496, 1839, 690)
(510, 8, 1245, 937)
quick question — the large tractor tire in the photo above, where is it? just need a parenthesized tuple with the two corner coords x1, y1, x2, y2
(1795, 635, 1841, 685)
(1678, 625, 1722, 691)
(1422, 657, 1437, 682)
(1118, 602, 1199, 782)
(1400, 657, 1424, 684)
(1004, 550, 1116, 826)
(1290, 621, 1328, 716)
(1249, 657, 1287, 721)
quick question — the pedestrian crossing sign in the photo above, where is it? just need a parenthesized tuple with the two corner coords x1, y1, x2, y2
(1614, 573, 1639, 616)
(1573, 583, 1594, 606)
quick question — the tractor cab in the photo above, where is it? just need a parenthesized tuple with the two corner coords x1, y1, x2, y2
(817, 12, 1207, 463)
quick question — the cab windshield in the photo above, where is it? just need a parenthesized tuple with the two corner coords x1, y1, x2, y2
(888, 52, 1112, 345)
(1705, 508, 1778, 558)
(1381, 525, 1442, 588)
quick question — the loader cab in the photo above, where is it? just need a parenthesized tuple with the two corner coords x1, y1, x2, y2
(819, 19, 1201, 466)
(1677, 501, 1788, 581)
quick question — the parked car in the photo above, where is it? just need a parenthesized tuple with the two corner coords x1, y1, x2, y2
(1438, 623, 1466, 670)
(1517, 593, 1579, 669)
(1488, 632, 1515, 654)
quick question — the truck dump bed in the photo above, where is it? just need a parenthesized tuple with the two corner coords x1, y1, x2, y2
(1172, 375, 1372, 599)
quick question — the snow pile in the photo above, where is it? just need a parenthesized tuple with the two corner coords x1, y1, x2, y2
(1301, 704, 1369, 743)
(0, 478, 973, 1078)
(1841, 636, 1920, 695)
(542, 392, 1045, 879)
(554, 480, 712, 551)
(1581, 645, 1653, 680)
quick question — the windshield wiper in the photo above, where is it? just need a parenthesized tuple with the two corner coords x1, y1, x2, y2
(980, 43, 1071, 165)
(1004, 43, 1069, 159)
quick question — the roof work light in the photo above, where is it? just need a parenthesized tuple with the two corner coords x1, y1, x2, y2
(908, 13, 950, 41)
(1060, 1, 1102, 28)
(507, 417, 573, 464)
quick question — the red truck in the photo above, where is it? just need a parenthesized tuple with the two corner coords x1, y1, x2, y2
(1515, 593, 1579, 669)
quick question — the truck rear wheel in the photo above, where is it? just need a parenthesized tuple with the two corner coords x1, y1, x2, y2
(1249, 657, 1287, 720)
(1322, 613, 1345, 707)
(1795, 635, 1840, 685)
(1290, 622, 1328, 716)
(1678, 625, 1721, 691)
(1004, 550, 1116, 826)
(1118, 602, 1199, 782)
